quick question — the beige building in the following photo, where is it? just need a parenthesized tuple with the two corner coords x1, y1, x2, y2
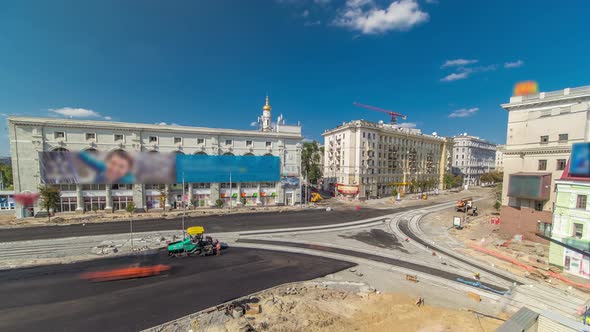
(495, 145, 504, 172)
(8, 97, 303, 218)
(500, 85, 590, 242)
(322, 120, 452, 199)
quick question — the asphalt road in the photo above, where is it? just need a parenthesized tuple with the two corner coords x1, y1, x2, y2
(238, 238, 509, 294)
(0, 248, 354, 332)
(0, 206, 403, 242)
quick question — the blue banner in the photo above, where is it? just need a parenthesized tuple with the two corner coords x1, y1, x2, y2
(176, 155, 280, 183)
(570, 142, 590, 177)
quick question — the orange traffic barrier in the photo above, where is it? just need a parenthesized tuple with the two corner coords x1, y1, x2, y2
(468, 243, 590, 289)
(80, 264, 171, 282)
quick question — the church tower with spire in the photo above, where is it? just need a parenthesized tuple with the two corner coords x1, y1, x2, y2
(262, 95, 272, 131)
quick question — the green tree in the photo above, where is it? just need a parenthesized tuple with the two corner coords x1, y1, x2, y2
(0, 164, 13, 190)
(301, 141, 322, 184)
(38, 185, 61, 222)
(443, 173, 461, 189)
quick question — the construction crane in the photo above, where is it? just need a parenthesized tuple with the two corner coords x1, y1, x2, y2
(353, 102, 407, 125)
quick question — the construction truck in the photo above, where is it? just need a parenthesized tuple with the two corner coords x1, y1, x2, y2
(455, 197, 473, 213)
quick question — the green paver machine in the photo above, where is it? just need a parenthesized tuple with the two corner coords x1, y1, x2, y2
(167, 226, 215, 257)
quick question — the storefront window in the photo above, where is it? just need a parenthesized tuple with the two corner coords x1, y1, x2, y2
(146, 196, 161, 209)
(113, 196, 133, 210)
(55, 197, 77, 212)
(84, 197, 105, 211)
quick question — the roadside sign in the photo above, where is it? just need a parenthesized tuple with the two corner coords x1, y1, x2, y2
(453, 216, 461, 228)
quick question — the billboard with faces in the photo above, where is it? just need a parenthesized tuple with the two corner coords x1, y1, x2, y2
(39, 151, 280, 185)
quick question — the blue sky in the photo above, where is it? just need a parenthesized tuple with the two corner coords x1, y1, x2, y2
(1, 0, 589, 156)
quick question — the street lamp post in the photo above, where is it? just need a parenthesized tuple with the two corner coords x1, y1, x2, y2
(182, 172, 186, 237)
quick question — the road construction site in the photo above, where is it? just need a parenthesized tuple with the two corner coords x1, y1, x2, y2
(1, 188, 587, 331)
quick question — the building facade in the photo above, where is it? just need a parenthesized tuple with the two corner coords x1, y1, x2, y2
(8, 98, 303, 218)
(451, 134, 497, 186)
(495, 145, 504, 172)
(549, 172, 590, 279)
(500, 85, 590, 242)
(322, 120, 451, 199)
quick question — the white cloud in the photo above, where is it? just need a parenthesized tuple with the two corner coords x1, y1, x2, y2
(425, 0, 438, 3)
(250, 121, 258, 127)
(441, 58, 478, 68)
(302, 137, 315, 142)
(314, 0, 331, 4)
(440, 64, 496, 82)
(449, 107, 479, 118)
(50, 107, 100, 118)
(441, 72, 470, 82)
(504, 60, 524, 68)
(104, 116, 112, 120)
(333, 0, 429, 35)
(397, 122, 417, 128)
(302, 9, 310, 17)
(0, 113, 7, 117)
(304, 20, 321, 26)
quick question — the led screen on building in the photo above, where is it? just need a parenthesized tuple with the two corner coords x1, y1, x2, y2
(507, 174, 545, 200)
(569, 142, 590, 177)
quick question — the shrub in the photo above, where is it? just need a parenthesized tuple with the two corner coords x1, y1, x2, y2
(126, 202, 135, 214)
(215, 199, 224, 208)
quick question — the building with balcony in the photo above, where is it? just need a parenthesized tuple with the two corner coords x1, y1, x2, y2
(499, 85, 590, 242)
(7, 97, 303, 218)
(322, 120, 452, 199)
(451, 134, 497, 186)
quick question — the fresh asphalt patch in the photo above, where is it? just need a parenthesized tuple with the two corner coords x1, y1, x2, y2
(0, 248, 354, 332)
(339, 229, 409, 254)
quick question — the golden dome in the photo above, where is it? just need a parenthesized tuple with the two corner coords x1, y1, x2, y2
(263, 95, 272, 112)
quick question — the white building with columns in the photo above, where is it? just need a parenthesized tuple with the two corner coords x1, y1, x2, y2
(7, 97, 303, 218)
(451, 134, 497, 186)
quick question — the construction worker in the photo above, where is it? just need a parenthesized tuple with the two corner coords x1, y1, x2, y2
(474, 272, 481, 280)
(216, 240, 222, 256)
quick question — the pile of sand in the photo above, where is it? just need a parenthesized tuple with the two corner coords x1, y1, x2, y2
(190, 284, 504, 332)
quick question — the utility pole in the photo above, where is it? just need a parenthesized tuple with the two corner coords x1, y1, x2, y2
(130, 215, 134, 252)
(299, 166, 303, 207)
(229, 171, 232, 212)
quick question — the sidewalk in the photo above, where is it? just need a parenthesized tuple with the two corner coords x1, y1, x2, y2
(0, 203, 315, 228)
(420, 195, 590, 296)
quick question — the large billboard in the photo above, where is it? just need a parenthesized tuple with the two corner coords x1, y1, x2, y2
(39, 151, 280, 184)
(177, 155, 280, 183)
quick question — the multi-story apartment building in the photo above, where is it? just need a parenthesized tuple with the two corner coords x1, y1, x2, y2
(495, 145, 504, 172)
(500, 85, 590, 242)
(8, 97, 303, 218)
(322, 120, 452, 199)
(451, 134, 497, 186)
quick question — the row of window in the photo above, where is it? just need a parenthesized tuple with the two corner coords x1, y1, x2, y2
(54, 131, 274, 147)
(56, 183, 276, 191)
(540, 133, 568, 144)
(538, 159, 567, 171)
